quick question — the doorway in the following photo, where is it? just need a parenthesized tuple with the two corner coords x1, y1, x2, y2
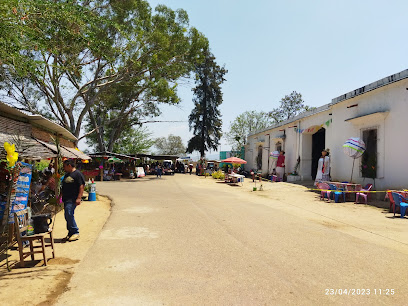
(311, 128, 325, 180)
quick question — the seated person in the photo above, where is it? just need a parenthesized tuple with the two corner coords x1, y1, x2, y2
(40, 170, 56, 197)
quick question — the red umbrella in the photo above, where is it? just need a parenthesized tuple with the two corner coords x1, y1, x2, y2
(221, 157, 247, 164)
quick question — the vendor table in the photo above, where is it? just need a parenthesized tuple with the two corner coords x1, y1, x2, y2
(324, 181, 362, 202)
(228, 173, 245, 186)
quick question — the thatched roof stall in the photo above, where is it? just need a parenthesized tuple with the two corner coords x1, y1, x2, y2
(0, 101, 91, 160)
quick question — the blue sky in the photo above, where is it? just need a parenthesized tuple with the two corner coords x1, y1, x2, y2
(143, 0, 408, 159)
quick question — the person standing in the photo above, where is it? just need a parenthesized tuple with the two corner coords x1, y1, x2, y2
(276, 151, 285, 182)
(315, 148, 330, 185)
(62, 159, 85, 241)
(189, 163, 193, 175)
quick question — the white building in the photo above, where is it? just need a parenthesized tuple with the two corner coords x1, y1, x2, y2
(245, 69, 408, 190)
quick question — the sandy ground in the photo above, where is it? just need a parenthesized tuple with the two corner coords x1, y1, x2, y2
(53, 174, 408, 305)
(0, 195, 111, 305)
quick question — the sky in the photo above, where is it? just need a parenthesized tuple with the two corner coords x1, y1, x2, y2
(85, 0, 408, 159)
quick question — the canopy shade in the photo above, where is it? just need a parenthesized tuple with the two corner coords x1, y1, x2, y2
(221, 157, 247, 164)
(108, 157, 123, 163)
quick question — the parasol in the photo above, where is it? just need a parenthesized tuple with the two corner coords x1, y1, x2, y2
(270, 151, 279, 159)
(221, 157, 247, 164)
(343, 137, 366, 182)
(108, 157, 123, 163)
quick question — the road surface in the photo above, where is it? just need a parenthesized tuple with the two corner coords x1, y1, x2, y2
(57, 174, 408, 305)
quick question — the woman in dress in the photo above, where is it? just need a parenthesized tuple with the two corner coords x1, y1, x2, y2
(315, 148, 330, 185)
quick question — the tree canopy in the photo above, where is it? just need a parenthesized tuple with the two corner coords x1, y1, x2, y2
(186, 49, 227, 157)
(0, 0, 209, 149)
(269, 91, 315, 123)
(227, 91, 315, 149)
(154, 134, 186, 155)
(226, 111, 275, 151)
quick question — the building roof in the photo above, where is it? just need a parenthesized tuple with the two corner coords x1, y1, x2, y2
(248, 104, 330, 137)
(0, 102, 77, 141)
(331, 69, 408, 105)
(248, 68, 408, 137)
(90, 151, 139, 160)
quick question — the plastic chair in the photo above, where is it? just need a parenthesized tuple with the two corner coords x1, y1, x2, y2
(386, 191, 395, 212)
(328, 183, 346, 203)
(391, 192, 408, 218)
(355, 184, 373, 204)
(317, 183, 331, 200)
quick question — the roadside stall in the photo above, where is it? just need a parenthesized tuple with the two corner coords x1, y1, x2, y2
(89, 151, 139, 181)
(0, 102, 91, 268)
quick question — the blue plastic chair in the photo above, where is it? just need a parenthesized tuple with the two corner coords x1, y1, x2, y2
(328, 183, 346, 203)
(391, 192, 408, 218)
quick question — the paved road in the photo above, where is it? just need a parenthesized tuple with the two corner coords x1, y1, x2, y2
(57, 175, 408, 305)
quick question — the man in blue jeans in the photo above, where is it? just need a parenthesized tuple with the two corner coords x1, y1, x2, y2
(62, 159, 85, 241)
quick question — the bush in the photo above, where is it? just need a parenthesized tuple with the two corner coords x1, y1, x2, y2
(212, 170, 225, 180)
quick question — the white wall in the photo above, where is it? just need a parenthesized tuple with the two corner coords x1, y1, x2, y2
(245, 78, 408, 189)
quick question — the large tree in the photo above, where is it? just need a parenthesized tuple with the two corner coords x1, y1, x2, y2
(154, 134, 185, 155)
(226, 111, 275, 151)
(186, 49, 227, 157)
(111, 127, 154, 155)
(0, 0, 208, 148)
(269, 91, 315, 123)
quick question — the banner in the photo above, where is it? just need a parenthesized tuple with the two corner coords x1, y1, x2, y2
(9, 162, 32, 223)
(294, 119, 332, 134)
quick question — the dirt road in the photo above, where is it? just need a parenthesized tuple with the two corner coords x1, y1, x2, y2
(57, 175, 408, 305)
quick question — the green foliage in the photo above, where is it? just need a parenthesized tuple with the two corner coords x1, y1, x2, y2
(361, 154, 377, 179)
(226, 111, 274, 151)
(269, 91, 316, 123)
(154, 134, 186, 155)
(232, 163, 242, 169)
(211, 170, 225, 180)
(111, 127, 154, 155)
(35, 160, 49, 172)
(1, 0, 209, 151)
(187, 49, 227, 157)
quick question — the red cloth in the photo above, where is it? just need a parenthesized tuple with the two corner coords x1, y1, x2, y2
(277, 155, 285, 167)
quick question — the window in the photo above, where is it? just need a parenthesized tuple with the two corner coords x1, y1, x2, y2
(275, 141, 282, 152)
(361, 129, 377, 179)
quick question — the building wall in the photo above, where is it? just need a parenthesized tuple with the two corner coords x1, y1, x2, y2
(329, 79, 408, 190)
(245, 77, 408, 189)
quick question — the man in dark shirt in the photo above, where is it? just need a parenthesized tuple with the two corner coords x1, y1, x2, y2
(62, 159, 85, 241)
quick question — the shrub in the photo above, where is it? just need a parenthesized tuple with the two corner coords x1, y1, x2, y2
(212, 170, 225, 180)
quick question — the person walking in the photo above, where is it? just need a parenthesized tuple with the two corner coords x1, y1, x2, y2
(156, 164, 162, 178)
(189, 163, 193, 175)
(62, 159, 85, 241)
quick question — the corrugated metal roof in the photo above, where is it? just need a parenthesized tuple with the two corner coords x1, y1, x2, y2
(0, 102, 77, 141)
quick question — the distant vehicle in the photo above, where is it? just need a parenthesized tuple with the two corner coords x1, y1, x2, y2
(162, 160, 174, 175)
(207, 162, 215, 170)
